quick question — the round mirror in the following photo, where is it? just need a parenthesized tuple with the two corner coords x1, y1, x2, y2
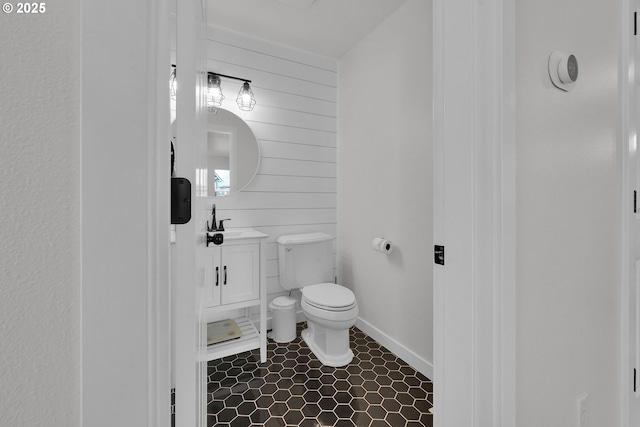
(206, 108, 260, 197)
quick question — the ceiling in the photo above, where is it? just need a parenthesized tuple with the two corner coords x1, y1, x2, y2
(207, 0, 408, 59)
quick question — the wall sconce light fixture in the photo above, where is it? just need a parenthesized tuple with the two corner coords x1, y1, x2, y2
(208, 72, 256, 112)
(171, 65, 256, 112)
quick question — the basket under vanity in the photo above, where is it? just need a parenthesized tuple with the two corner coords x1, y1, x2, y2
(204, 228, 268, 363)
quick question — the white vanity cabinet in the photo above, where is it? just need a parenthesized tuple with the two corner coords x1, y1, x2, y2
(205, 229, 268, 363)
(207, 244, 260, 307)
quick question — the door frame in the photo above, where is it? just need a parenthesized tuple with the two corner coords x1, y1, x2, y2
(82, 0, 520, 424)
(174, 1, 208, 427)
(620, 0, 639, 425)
(433, 0, 516, 425)
(81, 0, 171, 426)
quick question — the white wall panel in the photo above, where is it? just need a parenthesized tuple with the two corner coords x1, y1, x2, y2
(260, 141, 336, 162)
(266, 260, 279, 278)
(244, 106, 336, 132)
(259, 158, 336, 178)
(207, 40, 337, 87)
(210, 191, 336, 210)
(207, 208, 336, 228)
(208, 60, 337, 102)
(205, 26, 337, 301)
(249, 122, 336, 147)
(264, 244, 278, 261)
(207, 26, 336, 72)
(250, 87, 336, 116)
(243, 175, 336, 193)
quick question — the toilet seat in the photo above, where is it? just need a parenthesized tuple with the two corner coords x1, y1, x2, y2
(301, 283, 356, 311)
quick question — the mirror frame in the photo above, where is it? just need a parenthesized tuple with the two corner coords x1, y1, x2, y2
(205, 108, 261, 197)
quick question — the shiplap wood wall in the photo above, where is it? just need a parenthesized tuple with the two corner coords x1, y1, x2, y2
(204, 26, 338, 306)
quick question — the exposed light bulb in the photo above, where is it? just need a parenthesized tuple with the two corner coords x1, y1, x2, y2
(207, 74, 224, 107)
(210, 87, 222, 99)
(236, 82, 256, 111)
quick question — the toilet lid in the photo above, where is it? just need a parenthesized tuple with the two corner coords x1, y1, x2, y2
(302, 283, 356, 309)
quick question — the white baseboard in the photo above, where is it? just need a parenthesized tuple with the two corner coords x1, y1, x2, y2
(355, 317, 434, 381)
(256, 312, 434, 381)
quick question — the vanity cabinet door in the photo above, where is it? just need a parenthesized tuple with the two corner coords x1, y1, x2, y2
(206, 247, 222, 308)
(220, 244, 260, 305)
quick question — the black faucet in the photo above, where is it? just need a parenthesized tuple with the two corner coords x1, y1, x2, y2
(207, 204, 231, 232)
(217, 219, 231, 231)
(207, 204, 217, 232)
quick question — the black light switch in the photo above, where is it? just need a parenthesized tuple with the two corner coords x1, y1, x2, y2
(434, 245, 445, 265)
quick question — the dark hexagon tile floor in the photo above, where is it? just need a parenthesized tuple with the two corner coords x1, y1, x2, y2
(207, 323, 433, 427)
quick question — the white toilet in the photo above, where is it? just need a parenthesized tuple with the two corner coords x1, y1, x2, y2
(277, 232, 359, 367)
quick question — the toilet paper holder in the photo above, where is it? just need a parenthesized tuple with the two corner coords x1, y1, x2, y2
(372, 237, 393, 254)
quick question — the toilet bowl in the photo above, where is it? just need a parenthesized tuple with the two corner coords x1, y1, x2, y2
(300, 282, 359, 367)
(277, 233, 359, 367)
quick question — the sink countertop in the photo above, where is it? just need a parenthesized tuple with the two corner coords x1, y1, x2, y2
(207, 228, 268, 241)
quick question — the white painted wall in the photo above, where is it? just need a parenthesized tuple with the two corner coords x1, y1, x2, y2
(0, 4, 81, 426)
(201, 26, 338, 311)
(515, 0, 621, 425)
(337, 0, 433, 373)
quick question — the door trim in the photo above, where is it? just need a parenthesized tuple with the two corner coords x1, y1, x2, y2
(433, 0, 516, 425)
(174, 0, 207, 425)
(81, 0, 171, 425)
(148, 0, 171, 426)
(620, 0, 637, 425)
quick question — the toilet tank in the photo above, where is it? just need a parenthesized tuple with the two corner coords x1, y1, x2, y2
(277, 232, 334, 290)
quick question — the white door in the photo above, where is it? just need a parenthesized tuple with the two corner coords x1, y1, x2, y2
(174, 0, 208, 426)
(626, 1, 640, 424)
(220, 244, 260, 305)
